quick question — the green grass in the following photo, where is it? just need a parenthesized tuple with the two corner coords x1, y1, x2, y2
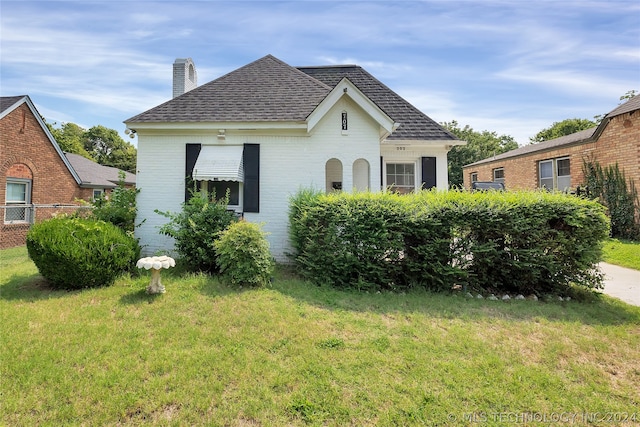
(2, 246, 640, 426)
(602, 238, 640, 270)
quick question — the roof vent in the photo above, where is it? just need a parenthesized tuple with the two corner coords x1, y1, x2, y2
(173, 58, 197, 98)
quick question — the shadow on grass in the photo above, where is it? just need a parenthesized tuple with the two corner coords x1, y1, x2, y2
(269, 268, 640, 327)
(3, 259, 638, 327)
(0, 273, 81, 301)
(119, 288, 165, 305)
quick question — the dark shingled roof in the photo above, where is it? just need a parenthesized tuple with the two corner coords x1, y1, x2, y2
(126, 55, 331, 123)
(65, 152, 136, 188)
(126, 55, 458, 142)
(0, 95, 27, 114)
(298, 65, 457, 141)
(606, 94, 640, 118)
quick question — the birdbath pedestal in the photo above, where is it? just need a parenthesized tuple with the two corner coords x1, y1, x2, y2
(136, 256, 176, 294)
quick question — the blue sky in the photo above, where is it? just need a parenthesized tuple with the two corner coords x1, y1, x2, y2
(1, 0, 638, 145)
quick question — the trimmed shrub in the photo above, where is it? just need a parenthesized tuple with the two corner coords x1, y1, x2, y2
(155, 190, 238, 273)
(26, 216, 140, 289)
(215, 220, 274, 287)
(289, 189, 610, 295)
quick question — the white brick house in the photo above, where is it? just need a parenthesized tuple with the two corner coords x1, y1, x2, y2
(125, 55, 463, 260)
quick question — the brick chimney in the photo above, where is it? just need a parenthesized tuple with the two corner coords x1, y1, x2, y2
(173, 58, 197, 98)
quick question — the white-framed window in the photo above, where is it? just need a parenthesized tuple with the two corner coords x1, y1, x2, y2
(556, 157, 571, 191)
(539, 157, 571, 191)
(93, 189, 104, 200)
(470, 172, 478, 183)
(493, 168, 505, 183)
(386, 162, 416, 194)
(5, 178, 31, 223)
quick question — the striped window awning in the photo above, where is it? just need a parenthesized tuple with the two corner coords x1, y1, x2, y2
(192, 145, 244, 182)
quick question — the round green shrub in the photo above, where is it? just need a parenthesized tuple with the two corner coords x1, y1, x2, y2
(156, 191, 238, 273)
(26, 216, 140, 289)
(215, 220, 274, 287)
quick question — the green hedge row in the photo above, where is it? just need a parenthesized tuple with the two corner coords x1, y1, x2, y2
(289, 190, 610, 295)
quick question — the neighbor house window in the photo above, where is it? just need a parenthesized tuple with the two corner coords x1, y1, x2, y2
(470, 172, 478, 183)
(386, 163, 416, 194)
(493, 168, 505, 183)
(93, 189, 104, 200)
(5, 179, 31, 223)
(539, 157, 571, 191)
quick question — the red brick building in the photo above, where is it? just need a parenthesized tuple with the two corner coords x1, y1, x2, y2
(1, 95, 135, 248)
(463, 95, 640, 193)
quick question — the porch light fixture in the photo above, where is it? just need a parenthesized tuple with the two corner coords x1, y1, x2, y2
(124, 128, 137, 139)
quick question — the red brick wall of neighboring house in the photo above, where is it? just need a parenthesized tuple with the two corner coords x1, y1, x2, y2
(0, 103, 86, 248)
(593, 113, 640, 191)
(463, 111, 640, 192)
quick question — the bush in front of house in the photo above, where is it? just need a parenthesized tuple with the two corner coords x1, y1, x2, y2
(215, 220, 274, 287)
(91, 171, 139, 235)
(289, 190, 460, 291)
(448, 190, 609, 295)
(155, 190, 238, 273)
(289, 189, 610, 295)
(26, 216, 140, 289)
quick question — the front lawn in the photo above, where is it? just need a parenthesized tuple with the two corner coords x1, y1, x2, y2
(1, 247, 639, 426)
(602, 238, 640, 270)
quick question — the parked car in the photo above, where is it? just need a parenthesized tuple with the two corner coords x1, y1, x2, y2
(471, 181, 505, 191)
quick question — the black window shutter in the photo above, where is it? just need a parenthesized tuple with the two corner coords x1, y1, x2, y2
(380, 156, 384, 189)
(243, 144, 260, 213)
(185, 144, 201, 202)
(421, 157, 437, 190)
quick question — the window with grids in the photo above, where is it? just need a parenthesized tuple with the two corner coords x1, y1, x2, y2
(470, 172, 478, 183)
(539, 157, 571, 191)
(386, 163, 415, 194)
(5, 179, 31, 223)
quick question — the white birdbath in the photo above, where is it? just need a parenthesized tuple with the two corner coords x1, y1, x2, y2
(136, 256, 176, 294)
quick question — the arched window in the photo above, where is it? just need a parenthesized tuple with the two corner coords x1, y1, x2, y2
(352, 159, 370, 191)
(325, 158, 343, 192)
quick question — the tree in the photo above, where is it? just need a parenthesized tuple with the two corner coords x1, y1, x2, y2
(84, 125, 137, 172)
(530, 118, 597, 143)
(620, 89, 637, 102)
(45, 121, 136, 171)
(443, 121, 519, 187)
(45, 121, 93, 159)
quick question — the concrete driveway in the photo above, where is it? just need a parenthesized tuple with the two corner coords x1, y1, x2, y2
(599, 262, 640, 306)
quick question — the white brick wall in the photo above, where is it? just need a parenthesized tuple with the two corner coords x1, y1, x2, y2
(135, 97, 452, 261)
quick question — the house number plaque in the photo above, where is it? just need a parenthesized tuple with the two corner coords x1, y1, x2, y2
(342, 111, 348, 130)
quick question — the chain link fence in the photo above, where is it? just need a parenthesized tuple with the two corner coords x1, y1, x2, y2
(1, 204, 92, 225)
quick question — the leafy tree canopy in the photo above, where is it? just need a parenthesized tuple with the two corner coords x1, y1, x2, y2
(46, 121, 137, 173)
(443, 120, 518, 188)
(84, 125, 136, 173)
(530, 118, 597, 143)
(46, 122, 93, 160)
